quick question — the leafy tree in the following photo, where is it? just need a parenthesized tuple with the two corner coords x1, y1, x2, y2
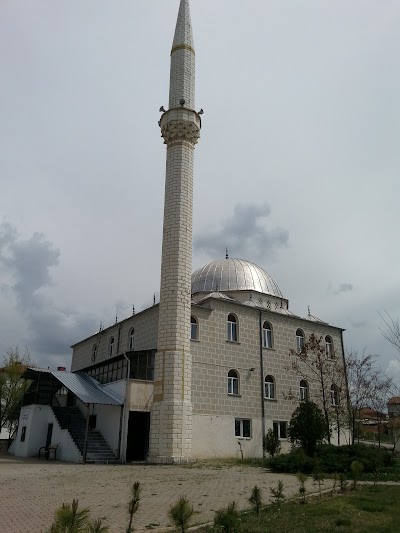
(0, 348, 32, 434)
(288, 401, 329, 456)
(263, 428, 281, 457)
(127, 481, 141, 533)
(248, 485, 262, 516)
(169, 496, 194, 533)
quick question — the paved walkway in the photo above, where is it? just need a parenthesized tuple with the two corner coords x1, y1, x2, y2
(0, 456, 334, 533)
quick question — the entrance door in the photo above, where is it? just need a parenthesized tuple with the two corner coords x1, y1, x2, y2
(126, 412, 150, 461)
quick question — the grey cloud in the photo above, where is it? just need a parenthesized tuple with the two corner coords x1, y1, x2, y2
(0, 223, 97, 360)
(194, 203, 288, 262)
(333, 283, 354, 295)
(347, 317, 367, 329)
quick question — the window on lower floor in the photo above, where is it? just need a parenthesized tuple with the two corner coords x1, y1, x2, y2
(300, 379, 309, 401)
(273, 421, 288, 439)
(235, 418, 251, 438)
(265, 375, 275, 399)
(331, 384, 339, 406)
(190, 316, 198, 340)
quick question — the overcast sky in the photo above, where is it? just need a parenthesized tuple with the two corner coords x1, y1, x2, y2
(1, 0, 399, 382)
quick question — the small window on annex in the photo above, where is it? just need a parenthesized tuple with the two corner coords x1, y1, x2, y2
(109, 337, 115, 357)
(235, 418, 251, 438)
(262, 321, 273, 349)
(128, 328, 135, 351)
(265, 375, 275, 399)
(228, 369, 239, 395)
(331, 384, 339, 406)
(296, 329, 305, 353)
(190, 316, 198, 340)
(273, 421, 288, 439)
(227, 314, 238, 342)
(325, 336, 334, 359)
(300, 379, 309, 401)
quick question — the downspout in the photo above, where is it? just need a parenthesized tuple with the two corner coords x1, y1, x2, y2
(121, 352, 131, 462)
(259, 309, 266, 459)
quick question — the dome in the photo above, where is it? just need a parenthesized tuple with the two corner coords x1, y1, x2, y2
(191, 258, 283, 298)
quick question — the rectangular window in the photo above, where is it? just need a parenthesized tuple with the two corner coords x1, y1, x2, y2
(235, 418, 251, 438)
(273, 421, 288, 439)
(20, 426, 26, 442)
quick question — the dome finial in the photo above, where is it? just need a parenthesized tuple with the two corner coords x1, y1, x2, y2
(308, 305, 311, 316)
(226, 248, 229, 259)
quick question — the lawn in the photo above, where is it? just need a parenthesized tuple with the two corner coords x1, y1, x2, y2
(199, 485, 400, 533)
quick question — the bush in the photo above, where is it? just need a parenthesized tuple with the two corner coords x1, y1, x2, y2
(288, 401, 329, 456)
(263, 429, 281, 457)
(267, 444, 393, 475)
(213, 501, 241, 533)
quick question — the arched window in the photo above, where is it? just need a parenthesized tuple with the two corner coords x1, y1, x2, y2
(128, 328, 135, 351)
(227, 314, 238, 342)
(300, 379, 309, 401)
(190, 316, 198, 340)
(265, 375, 275, 399)
(228, 369, 239, 395)
(331, 384, 339, 406)
(262, 321, 273, 349)
(91, 343, 98, 363)
(325, 336, 333, 359)
(296, 329, 305, 353)
(109, 336, 114, 357)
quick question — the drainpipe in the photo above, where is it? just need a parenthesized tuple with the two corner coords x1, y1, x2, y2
(120, 352, 131, 462)
(259, 309, 266, 459)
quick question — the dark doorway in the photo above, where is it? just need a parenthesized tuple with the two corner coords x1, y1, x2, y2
(126, 411, 150, 461)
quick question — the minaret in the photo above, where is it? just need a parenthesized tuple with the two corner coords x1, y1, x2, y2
(148, 0, 201, 463)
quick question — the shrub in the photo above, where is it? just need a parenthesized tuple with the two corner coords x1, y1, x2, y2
(213, 501, 241, 533)
(288, 401, 329, 456)
(263, 429, 281, 457)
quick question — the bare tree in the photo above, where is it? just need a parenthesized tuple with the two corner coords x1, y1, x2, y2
(345, 351, 393, 445)
(380, 311, 400, 356)
(289, 333, 348, 444)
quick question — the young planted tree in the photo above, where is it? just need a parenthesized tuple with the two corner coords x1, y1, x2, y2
(249, 485, 262, 516)
(263, 428, 281, 457)
(213, 502, 240, 533)
(288, 401, 329, 456)
(0, 348, 32, 434)
(169, 496, 194, 533)
(289, 333, 347, 443)
(270, 481, 285, 509)
(312, 456, 325, 498)
(47, 499, 109, 533)
(297, 473, 308, 504)
(350, 461, 364, 490)
(127, 481, 141, 533)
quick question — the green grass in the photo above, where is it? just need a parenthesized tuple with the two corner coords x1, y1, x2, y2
(198, 486, 400, 533)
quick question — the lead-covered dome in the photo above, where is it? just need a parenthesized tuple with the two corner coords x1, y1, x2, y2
(191, 258, 283, 298)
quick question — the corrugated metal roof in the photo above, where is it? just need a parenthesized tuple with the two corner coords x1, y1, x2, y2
(51, 371, 124, 406)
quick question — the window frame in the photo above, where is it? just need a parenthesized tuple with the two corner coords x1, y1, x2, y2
(228, 369, 240, 396)
(262, 321, 273, 349)
(273, 421, 288, 440)
(299, 379, 309, 401)
(235, 418, 251, 439)
(264, 375, 275, 400)
(325, 335, 334, 359)
(109, 336, 115, 357)
(190, 316, 198, 341)
(331, 384, 339, 406)
(128, 328, 135, 351)
(296, 329, 305, 353)
(227, 314, 238, 342)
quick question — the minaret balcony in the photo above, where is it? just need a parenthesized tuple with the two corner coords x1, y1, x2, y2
(160, 108, 201, 145)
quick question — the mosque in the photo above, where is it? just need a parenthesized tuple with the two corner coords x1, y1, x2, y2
(10, 0, 348, 463)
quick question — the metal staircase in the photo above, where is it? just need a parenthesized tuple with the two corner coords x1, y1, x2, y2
(52, 406, 119, 463)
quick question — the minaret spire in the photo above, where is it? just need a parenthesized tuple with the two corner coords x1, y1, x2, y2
(149, 0, 201, 464)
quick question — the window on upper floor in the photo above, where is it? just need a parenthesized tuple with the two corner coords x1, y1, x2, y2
(91, 343, 98, 363)
(331, 384, 339, 406)
(227, 314, 238, 342)
(235, 418, 251, 438)
(273, 421, 288, 439)
(265, 375, 275, 399)
(262, 321, 273, 349)
(300, 379, 309, 401)
(109, 336, 114, 357)
(296, 329, 305, 353)
(228, 369, 240, 395)
(325, 336, 334, 359)
(190, 316, 198, 340)
(128, 328, 135, 351)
